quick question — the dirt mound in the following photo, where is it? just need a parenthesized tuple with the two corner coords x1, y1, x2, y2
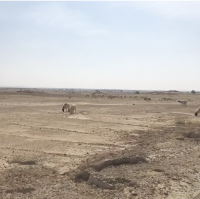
(93, 156, 147, 172)
(72, 155, 147, 190)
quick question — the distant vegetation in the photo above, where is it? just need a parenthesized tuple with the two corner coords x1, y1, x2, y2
(168, 90, 179, 92)
(135, 91, 140, 94)
(191, 90, 196, 94)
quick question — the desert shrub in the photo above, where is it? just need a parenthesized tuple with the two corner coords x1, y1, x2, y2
(174, 116, 199, 127)
(191, 90, 196, 94)
(174, 117, 185, 125)
(185, 118, 199, 127)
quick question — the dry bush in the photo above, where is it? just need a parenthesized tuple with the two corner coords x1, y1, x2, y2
(174, 116, 199, 127)
(174, 117, 186, 126)
(185, 117, 199, 127)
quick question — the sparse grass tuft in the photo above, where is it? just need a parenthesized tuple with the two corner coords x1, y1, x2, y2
(174, 117, 186, 126)
(185, 117, 200, 127)
(174, 116, 199, 127)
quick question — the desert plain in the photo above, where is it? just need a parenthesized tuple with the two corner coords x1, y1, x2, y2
(0, 88, 200, 199)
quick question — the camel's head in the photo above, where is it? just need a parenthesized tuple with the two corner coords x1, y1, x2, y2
(195, 112, 198, 117)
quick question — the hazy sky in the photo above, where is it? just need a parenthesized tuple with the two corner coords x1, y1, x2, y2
(0, 1, 200, 90)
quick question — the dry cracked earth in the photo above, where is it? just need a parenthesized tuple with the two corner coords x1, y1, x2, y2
(0, 89, 200, 199)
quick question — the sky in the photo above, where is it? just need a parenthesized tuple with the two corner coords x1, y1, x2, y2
(0, 1, 200, 90)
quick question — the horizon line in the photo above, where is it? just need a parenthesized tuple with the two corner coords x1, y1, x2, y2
(0, 86, 198, 92)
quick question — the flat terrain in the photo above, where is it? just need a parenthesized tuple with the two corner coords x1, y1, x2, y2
(0, 89, 200, 199)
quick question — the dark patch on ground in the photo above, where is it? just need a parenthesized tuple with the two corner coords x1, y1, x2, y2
(10, 160, 36, 165)
(6, 187, 35, 194)
(93, 156, 147, 172)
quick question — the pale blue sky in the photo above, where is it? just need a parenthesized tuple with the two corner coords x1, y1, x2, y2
(0, 1, 200, 90)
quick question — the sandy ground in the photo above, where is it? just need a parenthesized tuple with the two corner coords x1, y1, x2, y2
(0, 89, 200, 199)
